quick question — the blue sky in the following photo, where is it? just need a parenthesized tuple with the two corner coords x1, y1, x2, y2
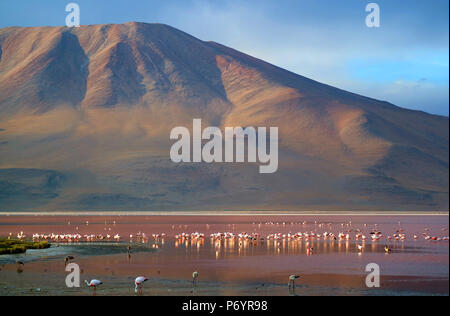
(0, 0, 448, 116)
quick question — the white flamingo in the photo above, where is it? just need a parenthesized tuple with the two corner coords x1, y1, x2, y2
(85, 279, 102, 293)
(192, 271, 199, 286)
(135, 276, 149, 294)
(289, 275, 300, 290)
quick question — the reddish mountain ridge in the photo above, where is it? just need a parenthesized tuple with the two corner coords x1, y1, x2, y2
(0, 22, 448, 212)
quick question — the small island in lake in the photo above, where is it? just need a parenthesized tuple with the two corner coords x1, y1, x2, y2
(0, 238, 51, 255)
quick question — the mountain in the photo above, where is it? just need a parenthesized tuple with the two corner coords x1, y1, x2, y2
(0, 22, 448, 212)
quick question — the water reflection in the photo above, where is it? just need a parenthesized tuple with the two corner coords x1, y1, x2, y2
(170, 232, 409, 259)
(6, 217, 449, 266)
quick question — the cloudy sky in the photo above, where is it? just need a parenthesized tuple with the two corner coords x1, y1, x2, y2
(1, 0, 448, 116)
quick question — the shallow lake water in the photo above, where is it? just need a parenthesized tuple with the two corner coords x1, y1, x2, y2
(0, 215, 448, 296)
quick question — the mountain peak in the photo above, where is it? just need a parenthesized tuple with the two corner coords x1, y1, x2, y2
(0, 23, 448, 212)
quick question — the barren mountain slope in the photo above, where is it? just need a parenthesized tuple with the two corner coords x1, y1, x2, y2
(0, 22, 448, 211)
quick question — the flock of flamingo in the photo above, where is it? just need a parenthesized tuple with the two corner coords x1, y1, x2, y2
(8, 219, 449, 247)
(3, 219, 448, 295)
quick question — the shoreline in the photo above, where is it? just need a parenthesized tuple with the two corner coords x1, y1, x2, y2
(0, 211, 448, 216)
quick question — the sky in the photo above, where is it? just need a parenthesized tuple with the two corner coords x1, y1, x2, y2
(0, 0, 448, 116)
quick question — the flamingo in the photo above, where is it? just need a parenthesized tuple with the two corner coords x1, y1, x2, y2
(64, 256, 75, 265)
(16, 261, 24, 273)
(289, 275, 300, 290)
(192, 271, 199, 286)
(135, 276, 149, 294)
(85, 279, 102, 293)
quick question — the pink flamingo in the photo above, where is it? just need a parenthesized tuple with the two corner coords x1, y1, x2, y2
(85, 279, 102, 294)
